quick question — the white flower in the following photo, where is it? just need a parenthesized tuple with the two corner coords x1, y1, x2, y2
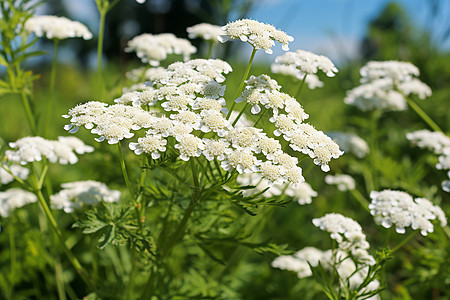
(174, 134, 205, 161)
(273, 49, 338, 77)
(187, 23, 224, 42)
(360, 61, 420, 83)
(271, 64, 324, 89)
(285, 182, 316, 205)
(202, 139, 232, 161)
(6, 136, 92, 165)
(406, 129, 450, 155)
(325, 174, 356, 191)
(126, 33, 196, 66)
(0, 188, 37, 218)
(24, 15, 92, 40)
(369, 190, 447, 236)
(50, 181, 120, 213)
(313, 213, 372, 263)
(327, 132, 369, 159)
(344, 78, 407, 112)
(221, 148, 261, 174)
(0, 165, 29, 185)
(199, 110, 231, 137)
(347, 61, 431, 112)
(129, 134, 167, 159)
(219, 19, 293, 54)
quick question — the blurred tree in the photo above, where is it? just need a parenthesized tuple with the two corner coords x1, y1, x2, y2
(44, 0, 255, 64)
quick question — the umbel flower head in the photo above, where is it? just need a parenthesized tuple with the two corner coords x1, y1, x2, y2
(24, 15, 92, 40)
(65, 59, 341, 187)
(273, 215, 378, 298)
(0, 188, 37, 218)
(345, 61, 431, 112)
(272, 49, 338, 78)
(218, 19, 294, 54)
(369, 190, 447, 236)
(5, 136, 94, 165)
(406, 129, 450, 155)
(187, 23, 224, 42)
(51, 181, 121, 213)
(325, 174, 356, 191)
(125, 33, 196, 66)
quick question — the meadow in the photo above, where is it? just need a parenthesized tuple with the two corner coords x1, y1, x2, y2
(0, 1, 449, 299)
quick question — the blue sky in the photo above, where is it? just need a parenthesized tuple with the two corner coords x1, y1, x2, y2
(247, 0, 450, 63)
(38, 0, 450, 65)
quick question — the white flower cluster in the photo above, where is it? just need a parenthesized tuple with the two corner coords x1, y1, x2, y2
(0, 188, 37, 218)
(234, 74, 343, 172)
(125, 33, 196, 66)
(50, 181, 121, 213)
(369, 190, 447, 235)
(313, 213, 374, 264)
(272, 49, 338, 78)
(406, 129, 450, 155)
(327, 131, 369, 159)
(218, 19, 294, 54)
(272, 249, 379, 299)
(0, 164, 29, 185)
(271, 63, 324, 89)
(236, 172, 317, 205)
(187, 23, 224, 42)
(345, 61, 431, 112)
(406, 130, 450, 192)
(66, 59, 341, 185)
(273, 215, 378, 299)
(5, 136, 94, 165)
(325, 174, 356, 191)
(24, 15, 92, 40)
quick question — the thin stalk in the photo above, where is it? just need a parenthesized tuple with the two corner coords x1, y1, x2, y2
(231, 103, 249, 127)
(294, 74, 308, 99)
(226, 48, 257, 120)
(20, 91, 36, 135)
(253, 108, 267, 127)
(391, 230, 418, 253)
(54, 259, 67, 300)
(97, 5, 107, 99)
(349, 189, 370, 213)
(125, 243, 138, 300)
(44, 39, 59, 137)
(34, 188, 93, 290)
(368, 111, 380, 191)
(403, 93, 443, 132)
(141, 198, 197, 298)
(8, 217, 16, 299)
(206, 41, 214, 59)
(117, 142, 142, 228)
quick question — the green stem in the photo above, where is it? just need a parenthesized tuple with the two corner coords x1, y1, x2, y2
(54, 259, 67, 300)
(117, 142, 143, 228)
(391, 230, 418, 253)
(34, 188, 93, 290)
(44, 39, 59, 137)
(253, 108, 267, 127)
(125, 243, 138, 300)
(294, 74, 308, 100)
(206, 41, 214, 59)
(226, 48, 257, 120)
(8, 217, 16, 299)
(97, 5, 107, 99)
(403, 93, 443, 132)
(349, 189, 370, 213)
(20, 91, 36, 135)
(231, 103, 249, 127)
(141, 198, 197, 298)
